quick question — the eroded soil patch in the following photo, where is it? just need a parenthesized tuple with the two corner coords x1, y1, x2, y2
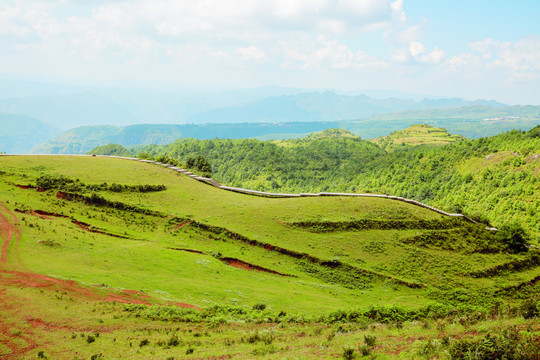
(221, 257, 295, 277)
(15, 208, 130, 239)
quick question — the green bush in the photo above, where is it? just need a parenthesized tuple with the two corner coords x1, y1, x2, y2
(253, 303, 267, 311)
(342, 346, 356, 359)
(167, 335, 181, 347)
(449, 327, 540, 359)
(497, 223, 530, 253)
(364, 334, 376, 347)
(520, 298, 539, 319)
(186, 155, 212, 176)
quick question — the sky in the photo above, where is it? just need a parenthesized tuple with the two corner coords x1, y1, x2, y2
(1, 0, 539, 104)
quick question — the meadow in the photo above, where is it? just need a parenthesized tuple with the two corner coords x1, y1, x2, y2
(0, 155, 538, 359)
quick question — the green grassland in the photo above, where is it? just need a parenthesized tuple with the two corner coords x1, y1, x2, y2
(372, 124, 465, 150)
(0, 155, 538, 359)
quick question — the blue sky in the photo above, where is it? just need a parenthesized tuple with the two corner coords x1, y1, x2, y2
(1, 0, 539, 104)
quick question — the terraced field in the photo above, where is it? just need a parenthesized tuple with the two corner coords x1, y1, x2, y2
(0, 155, 538, 359)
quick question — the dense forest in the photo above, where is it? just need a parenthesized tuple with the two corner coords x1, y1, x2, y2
(90, 125, 540, 240)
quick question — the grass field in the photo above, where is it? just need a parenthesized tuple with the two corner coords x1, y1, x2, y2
(0, 155, 538, 359)
(372, 124, 465, 150)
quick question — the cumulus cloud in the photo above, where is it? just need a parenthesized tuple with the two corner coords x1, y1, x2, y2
(0, 0, 410, 73)
(280, 38, 388, 71)
(405, 41, 445, 64)
(445, 36, 540, 81)
(408, 41, 425, 57)
(0, 5, 31, 36)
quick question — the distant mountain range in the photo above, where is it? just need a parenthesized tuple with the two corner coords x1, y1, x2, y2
(30, 105, 540, 154)
(0, 78, 537, 154)
(0, 78, 507, 130)
(186, 92, 505, 124)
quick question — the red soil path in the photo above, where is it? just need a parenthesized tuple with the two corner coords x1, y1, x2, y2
(0, 203, 18, 263)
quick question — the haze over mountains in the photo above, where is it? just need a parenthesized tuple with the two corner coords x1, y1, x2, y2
(0, 78, 538, 154)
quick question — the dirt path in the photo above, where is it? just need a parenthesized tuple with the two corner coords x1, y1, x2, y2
(0, 203, 20, 264)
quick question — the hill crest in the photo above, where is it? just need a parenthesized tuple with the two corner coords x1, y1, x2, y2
(372, 123, 465, 148)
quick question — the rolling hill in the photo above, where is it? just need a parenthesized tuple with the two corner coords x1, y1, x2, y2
(29, 104, 540, 155)
(0, 155, 538, 358)
(372, 124, 465, 149)
(98, 125, 540, 240)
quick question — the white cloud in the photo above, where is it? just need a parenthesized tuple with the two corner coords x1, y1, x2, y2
(408, 41, 445, 64)
(0, 0, 408, 72)
(445, 36, 540, 81)
(391, 48, 408, 62)
(409, 41, 425, 57)
(282, 39, 387, 71)
(0, 5, 30, 36)
(390, 0, 406, 23)
(236, 46, 267, 61)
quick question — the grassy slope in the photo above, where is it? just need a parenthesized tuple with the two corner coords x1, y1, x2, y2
(372, 124, 464, 149)
(0, 155, 538, 359)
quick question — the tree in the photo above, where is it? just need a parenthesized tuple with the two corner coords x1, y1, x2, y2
(496, 222, 530, 253)
(186, 155, 212, 176)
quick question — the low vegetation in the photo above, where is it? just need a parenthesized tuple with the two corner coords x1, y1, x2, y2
(0, 152, 538, 358)
(90, 125, 539, 240)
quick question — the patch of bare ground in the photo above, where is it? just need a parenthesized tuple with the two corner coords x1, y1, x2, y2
(15, 208, 131, 239)
(221, 257, 295, 277)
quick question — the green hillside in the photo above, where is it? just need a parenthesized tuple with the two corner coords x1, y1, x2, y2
(372, 124, 465, 149)
(0, 155, 538, 358)
(98, 125, 540, 240)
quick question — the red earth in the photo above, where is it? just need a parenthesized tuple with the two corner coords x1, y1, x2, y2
(0, 201, 200, 358)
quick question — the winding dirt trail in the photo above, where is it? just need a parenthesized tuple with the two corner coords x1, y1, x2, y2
(0, 203, 19, 264)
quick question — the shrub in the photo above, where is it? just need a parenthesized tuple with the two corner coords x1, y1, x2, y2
(497, 222, 530, 253)
(358, 345, 371, 356)
(520, 298, 539, 319)
(364, 334, 376, 347)
(342, 346, 356, 359)
(167, 335, 180, 347)
(36, 174, 80, 190)
(139, 338, 149, 347)
(253, 303, 266, 311)
(449, 327, 540, 359)
(86, 335, 95, 343)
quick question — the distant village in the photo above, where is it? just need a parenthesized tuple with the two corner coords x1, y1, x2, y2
(483, 116, 522, 121)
